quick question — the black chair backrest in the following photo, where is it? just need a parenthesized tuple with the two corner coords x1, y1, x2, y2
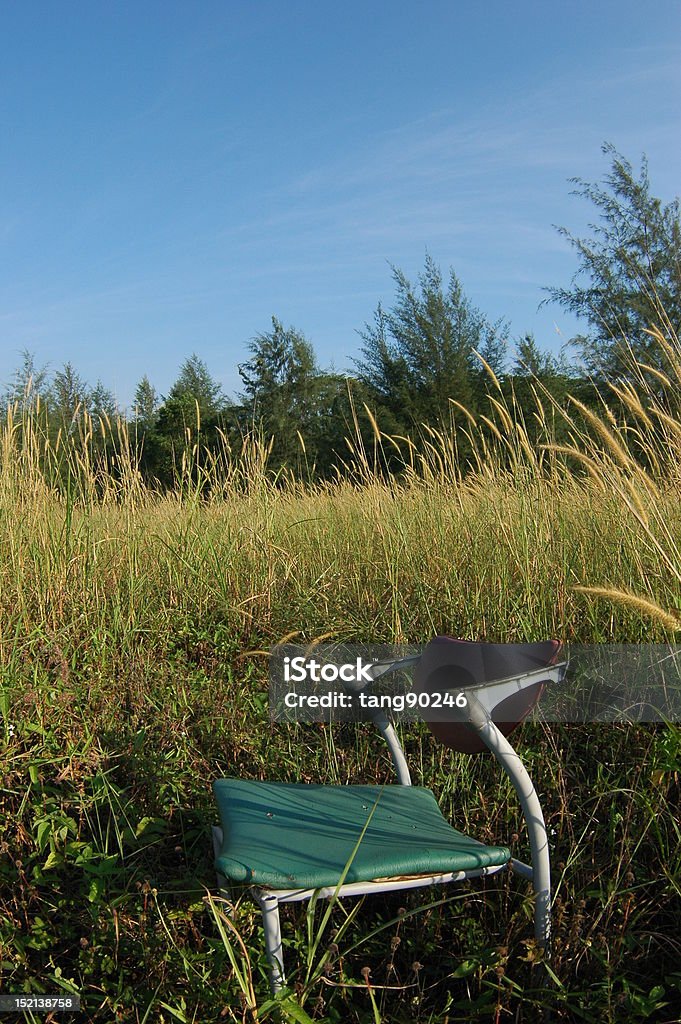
(414, 637, 562, 753)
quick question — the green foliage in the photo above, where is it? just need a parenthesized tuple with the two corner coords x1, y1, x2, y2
(2, 349, 51, 410)
(237, 317, 354, 477)
(513, 333, 561, 379)
(89, 381, 117, 430)
(168, 353, 226, 420)
(546, 143, 681, 383)
(355, 256, 509, 435)
(239, 318, 317, 411)
(49, 362, 91, 432)
(132, 375, 159, 432)
(142, 355, 231, 488)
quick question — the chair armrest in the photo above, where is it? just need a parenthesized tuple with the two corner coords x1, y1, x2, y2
(464, 661, 568, 716)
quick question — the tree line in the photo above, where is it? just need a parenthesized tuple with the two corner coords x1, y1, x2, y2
(3, 145, 680, 486)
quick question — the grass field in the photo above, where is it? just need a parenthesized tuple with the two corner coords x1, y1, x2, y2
(1, 331, 681, 1022)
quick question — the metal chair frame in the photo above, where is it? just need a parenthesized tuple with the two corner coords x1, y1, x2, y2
(212, 655, 565, 994)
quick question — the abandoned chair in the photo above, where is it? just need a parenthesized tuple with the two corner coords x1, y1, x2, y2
(212, 637, 565, 993)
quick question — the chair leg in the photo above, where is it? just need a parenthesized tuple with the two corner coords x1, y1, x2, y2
(212, 825, 231, 896)
(212, 827, 285, 990)
(255, 890, 285, 994)
(469, 710, 552, 953)
(526, 806, 551, 953)
(535, 880, 551, 951)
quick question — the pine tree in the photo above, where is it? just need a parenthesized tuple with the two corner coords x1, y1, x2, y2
(3, 350, 50, 411)
(132, 375, 159, 431)
(144, 355, 228, 487)
(168, 353, 225, 420)
(238, 318, 321, 468)
(355, 256, 507, 432)
(90, 381, 117, 427)
(546, 143, 681, 382)
(513, 334, 556, 378)
(50, 362, 89, 432)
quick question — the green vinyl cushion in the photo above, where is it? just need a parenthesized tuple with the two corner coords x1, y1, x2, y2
(213, 779, 511, 889)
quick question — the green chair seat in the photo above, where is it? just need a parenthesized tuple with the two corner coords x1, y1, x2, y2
(213, 779, 511, 889)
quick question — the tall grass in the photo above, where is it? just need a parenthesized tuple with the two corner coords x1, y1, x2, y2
(1, 327, 680, 1022)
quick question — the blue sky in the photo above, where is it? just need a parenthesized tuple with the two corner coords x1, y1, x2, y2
(1, 1, 680, 409)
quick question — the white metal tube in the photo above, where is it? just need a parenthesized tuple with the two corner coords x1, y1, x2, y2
(253, 863, 506, 904)
(508, 858, 534, 881)
(255, 891, 285, 994)
(374, 715, 412, 785)
(466, 696, 551, 949)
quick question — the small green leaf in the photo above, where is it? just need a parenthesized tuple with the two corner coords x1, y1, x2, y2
(276, 996, 317, 1024)
(35, 819, 51, 852)
(452, 958, 479, 978)
(88, 877, 104, 902)
(43, 849, 63, 870)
